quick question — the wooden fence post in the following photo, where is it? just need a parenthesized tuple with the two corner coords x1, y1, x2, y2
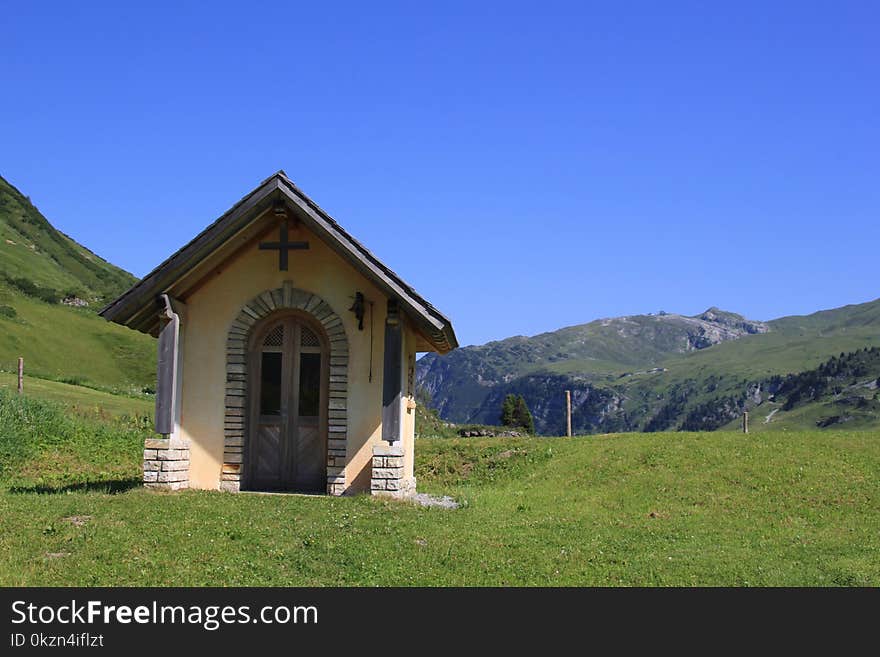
(565, 390, 572, 437)
(742, 411, 749, 434)
(17, 357, 23, 394)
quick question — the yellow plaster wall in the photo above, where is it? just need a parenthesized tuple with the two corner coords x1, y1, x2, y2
(178, 221, 391, 492)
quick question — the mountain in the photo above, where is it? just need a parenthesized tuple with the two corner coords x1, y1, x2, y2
(417, 299, 880, 435)
(0, 174, 155, 390)
(0, 175, 137, 304)
(714, 346, 880, 433)
(417, 308, 770, 421)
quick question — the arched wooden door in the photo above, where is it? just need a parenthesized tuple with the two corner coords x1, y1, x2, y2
(245, 314, 328, 492)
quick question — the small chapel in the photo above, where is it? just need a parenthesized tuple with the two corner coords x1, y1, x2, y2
(101, 171, 457, 496)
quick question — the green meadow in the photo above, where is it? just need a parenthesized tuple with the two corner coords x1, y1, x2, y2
(0, 388, 877, 586)
(0, 372, 152, 418)
(0, 287, 156, 392)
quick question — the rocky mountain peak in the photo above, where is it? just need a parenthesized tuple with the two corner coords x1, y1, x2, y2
(695, 307, 769, 336)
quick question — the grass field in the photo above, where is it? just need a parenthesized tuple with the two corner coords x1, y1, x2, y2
(0, 389, 877, 586)
(0, 372, 153, 418)
(0, 285, 156, 391)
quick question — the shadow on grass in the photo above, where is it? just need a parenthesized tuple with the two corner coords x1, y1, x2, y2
(7, 478, 142, 495)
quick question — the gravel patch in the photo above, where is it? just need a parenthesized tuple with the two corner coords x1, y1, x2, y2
(409, 493, 460, 509)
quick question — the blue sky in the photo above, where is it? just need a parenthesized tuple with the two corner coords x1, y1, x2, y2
(2, 2, 878, 347)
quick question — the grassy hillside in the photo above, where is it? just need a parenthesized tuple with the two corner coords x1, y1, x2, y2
(0, 175, 135, 303)
(0, 390, 876, 586)
(655, 326, 880, 382)
(769, 298, 880, 336)
(608, 326, 880, 434)
(716, 348, 880, 433)
(0, 174, 156, 390)
(0, 284, 155, 391)
(657, 299, 880, 382)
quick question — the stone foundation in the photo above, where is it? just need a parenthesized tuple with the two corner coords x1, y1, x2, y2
(371, 444, 415, 498)
(219, 475, 240, 493)
(143, 438, 190, 491)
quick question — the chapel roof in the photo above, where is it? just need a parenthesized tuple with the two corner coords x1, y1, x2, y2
(99, 171, 457, 353)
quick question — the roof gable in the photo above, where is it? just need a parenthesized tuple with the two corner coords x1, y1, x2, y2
(99, 172, 457, 353)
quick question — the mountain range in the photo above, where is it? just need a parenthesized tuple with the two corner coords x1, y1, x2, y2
(417, 300, 880, 434)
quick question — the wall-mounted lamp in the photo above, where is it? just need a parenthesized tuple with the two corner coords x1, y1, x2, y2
(349, 291, 365, 330)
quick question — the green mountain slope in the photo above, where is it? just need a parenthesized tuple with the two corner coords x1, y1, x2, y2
(716, 347, 880, 433)
(0, 174, 155, 390)
(417, 308, 769, 422)
(0, 286, 155, 390)
(417, 298, 880, 435)
(0, 175, 136, 304)
(769, 299, 880, 336)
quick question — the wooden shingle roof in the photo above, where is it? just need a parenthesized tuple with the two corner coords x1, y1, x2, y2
(99, 171, 457, 353)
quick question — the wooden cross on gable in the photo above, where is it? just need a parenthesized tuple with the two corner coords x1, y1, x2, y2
(259, 206, 309, 271)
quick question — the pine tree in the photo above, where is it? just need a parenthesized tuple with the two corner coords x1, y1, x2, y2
(500, 394, 517, 426)
(513, 395, 535, 433)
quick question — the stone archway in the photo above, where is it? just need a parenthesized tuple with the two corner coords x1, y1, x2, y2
(220, 281, 349, 494)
